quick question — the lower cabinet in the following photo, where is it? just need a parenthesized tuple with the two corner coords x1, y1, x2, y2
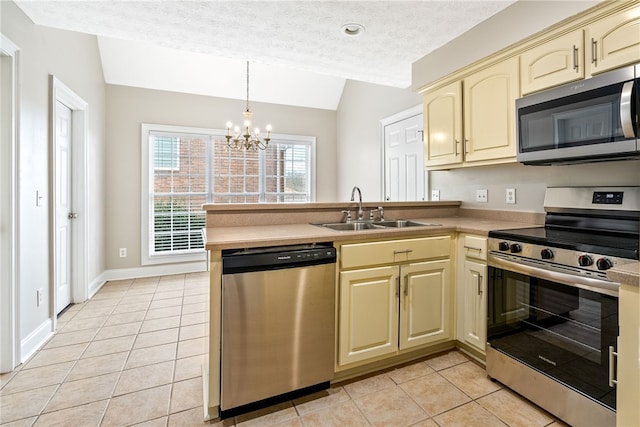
(338, 240, 452, 367)
(456, 234, 488, 355)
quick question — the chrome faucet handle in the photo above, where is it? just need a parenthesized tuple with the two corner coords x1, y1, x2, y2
(369, 209, 376, 220)
(378, 206, 384, 221)
(341, 210, 352, 223)
(369, 207, 384, 221)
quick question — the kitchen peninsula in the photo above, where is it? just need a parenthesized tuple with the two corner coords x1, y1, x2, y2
(202, 200, 545, 419)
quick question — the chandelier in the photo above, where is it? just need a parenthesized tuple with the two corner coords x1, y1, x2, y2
(225, 61, 272, 151)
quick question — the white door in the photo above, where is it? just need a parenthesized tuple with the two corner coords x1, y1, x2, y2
(384, 114, 424, 201)
(55, 100, 72, 313)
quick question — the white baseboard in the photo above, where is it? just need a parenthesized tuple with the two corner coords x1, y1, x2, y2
(97, 261, 208, 291)
(21, 318, 53, 364)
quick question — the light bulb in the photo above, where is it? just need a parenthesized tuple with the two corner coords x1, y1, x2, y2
(255, 128, 260, 135)
(266, 124, 272, 132)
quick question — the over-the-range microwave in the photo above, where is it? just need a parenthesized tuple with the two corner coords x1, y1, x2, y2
(516, 63, 639, 165)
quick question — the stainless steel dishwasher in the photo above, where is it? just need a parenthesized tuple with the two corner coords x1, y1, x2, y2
(220, 242, 336, 417)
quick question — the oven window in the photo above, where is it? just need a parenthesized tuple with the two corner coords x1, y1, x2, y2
(487, 267, 618, 410)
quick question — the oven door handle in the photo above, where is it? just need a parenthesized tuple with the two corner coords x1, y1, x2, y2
(488, 254, 619, 297)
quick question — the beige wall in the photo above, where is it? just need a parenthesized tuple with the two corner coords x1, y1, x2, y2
(336, 80, 422, 202)
(1, 1, 106, 350)
(105, 84, 337, 270)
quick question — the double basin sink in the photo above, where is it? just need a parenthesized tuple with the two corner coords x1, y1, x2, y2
(315, 219, 441, 231)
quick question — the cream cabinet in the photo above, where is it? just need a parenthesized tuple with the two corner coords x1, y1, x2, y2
(338, 236, 452, 367)
(586, 5, 640, 76)
(520, 30, 584, 95)
(616, 281, 640, 427)
(456, 235, 488, 355)
(424, 57, 519, 168)
(521, 4, 640, 95)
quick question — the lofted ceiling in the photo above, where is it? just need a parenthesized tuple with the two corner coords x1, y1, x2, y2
(15, 0, 519, 110)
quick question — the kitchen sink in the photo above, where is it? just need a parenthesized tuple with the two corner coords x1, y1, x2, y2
(315, 219, 441, 231)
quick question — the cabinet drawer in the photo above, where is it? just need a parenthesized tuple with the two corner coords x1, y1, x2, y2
(463, 235, 487, 261)
(341, 236, 451, 269)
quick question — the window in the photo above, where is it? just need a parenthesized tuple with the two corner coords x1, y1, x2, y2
(141, 124, 316, 264)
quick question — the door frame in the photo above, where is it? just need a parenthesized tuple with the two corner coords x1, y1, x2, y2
(50, 76, 89, 326)
(0, 34, 20, 373)
(379, 104, 424, 201)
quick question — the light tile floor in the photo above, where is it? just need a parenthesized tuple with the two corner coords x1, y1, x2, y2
(0, 273, 567, 427)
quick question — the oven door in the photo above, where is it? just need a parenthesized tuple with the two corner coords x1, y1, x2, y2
(487, 254, 618, 411)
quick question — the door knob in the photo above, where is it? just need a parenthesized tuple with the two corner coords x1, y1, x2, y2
(68, 212, 78, 220)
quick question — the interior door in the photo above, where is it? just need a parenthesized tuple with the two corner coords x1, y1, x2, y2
(55, 100, 72, 313)
(384, 114, 424, 201)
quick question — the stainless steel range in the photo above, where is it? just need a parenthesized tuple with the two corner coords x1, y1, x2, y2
(486, 186, 639, 427)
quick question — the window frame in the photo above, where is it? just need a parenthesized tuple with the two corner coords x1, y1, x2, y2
(141, 123, 316, 265)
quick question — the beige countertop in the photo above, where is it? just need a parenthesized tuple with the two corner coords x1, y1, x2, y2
(608, 262, 640, 287)
(204, 216, 537, 251)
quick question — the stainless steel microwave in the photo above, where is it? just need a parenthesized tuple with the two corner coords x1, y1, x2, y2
(516, 63, 639, 165)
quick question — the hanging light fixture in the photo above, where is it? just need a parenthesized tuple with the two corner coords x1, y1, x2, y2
(225, 61, 272, 151)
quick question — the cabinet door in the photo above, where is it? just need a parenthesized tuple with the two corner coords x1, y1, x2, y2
(463, 57, 519, 163)
(338, 266, 399, 366)
(462, 259, 487, 353)
(423, 81, 463, 167)
(586, 6, 640, 75)
(399, 259, 451, 350)
(520, 31, 584, 95)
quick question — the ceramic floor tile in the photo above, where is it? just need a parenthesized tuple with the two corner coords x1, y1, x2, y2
(439, 361, 501, 399)
(153, 291, 183, 301)
(168, 407, 217, 427)
(43, 328, 99, 349)
(125, 342, 177, 369)
(183, 286, 209, 297)
(131, 416, 169, 426)
(174, 354, 205, 382)
(0, 370, 19, 390)
(179, 323, 208, 341)
(434, 401, 507, 427)
(424, 350, 470, 371)
(293, 386, 350, 416)
(182, 293, 208, 305)
(353, 385, 428, 427)
(33, 399, 109, 427)
(0, 385, 58, 424)
(0, 362, 73, 395)
(94, 322, 142, 341)
(58, 316, 107, 333)
(82, 335, 136, 358)
(477, 389, 554, 427)
(133, 328, 180, 349)
(0, 415, 38, 427)
(44, 372, 119, 413)
(388, 361, 435, 384)
(406, 419, 439, 427)
(180, 312, 207, 326)
(177, 337, 207, 359)
(101, 384, 171, 426)
(343, 373, 396, 399)
(140, 316, 182, 333)
(124, 293, 156, 304)
(104, 310, 147, 326)
(23, 343, 87, 369)
(400, 372, 471, 416)
(114, 360, 174, 396)
(299, 400, 370, 426)
(181, 301, 207, 315)
(169, 377, 202, 414)
(234, 402, 297, 427)
(66, 351, 128, 382)
(149, 298, 183, 310)
(112, 301, 152, 314)
(146, 305, 182, 320)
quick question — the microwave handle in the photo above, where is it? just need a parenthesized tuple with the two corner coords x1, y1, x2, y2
(620, 80, 635, 138)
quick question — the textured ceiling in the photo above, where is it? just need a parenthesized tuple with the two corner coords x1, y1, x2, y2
(15, 0, 517, 108)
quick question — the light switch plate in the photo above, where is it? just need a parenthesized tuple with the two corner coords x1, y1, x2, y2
(476, 189, 488, 203)
(431, 190, 440, 201)
(506, 188, 516, 204)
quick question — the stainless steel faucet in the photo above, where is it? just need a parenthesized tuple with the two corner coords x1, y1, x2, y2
(350, 186, 363, 220)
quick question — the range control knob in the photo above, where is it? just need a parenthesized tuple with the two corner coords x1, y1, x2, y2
(540, 249, 554, 260)
(510, 243, 522, 254)
(578, 254, 594, 267)
(596, 258, 614, 271)
(498, 241, 510, 251)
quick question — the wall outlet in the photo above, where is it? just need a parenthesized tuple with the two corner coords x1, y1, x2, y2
(476, 189, 488, 203)
(506, 188, 516, 204)
(37, 289, 43, 307)
(119, 248, 127, 258)
(431, 190, 440, 201)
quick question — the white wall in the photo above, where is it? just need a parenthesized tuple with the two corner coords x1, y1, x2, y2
(336, 80, 422, 202)
(1, 1, 106, 360)
(105, 84, 337, 271)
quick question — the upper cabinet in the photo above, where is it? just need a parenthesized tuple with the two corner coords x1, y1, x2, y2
(520, 31, 584, 95)
(586, 5, 640, 75)
(521, 4, 640, 95)
(424, 58, 519, 168)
